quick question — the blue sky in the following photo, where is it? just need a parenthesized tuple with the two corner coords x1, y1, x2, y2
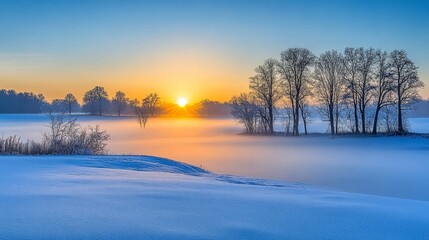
(0, 0, 428, 101)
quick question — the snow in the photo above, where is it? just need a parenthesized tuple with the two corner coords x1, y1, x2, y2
(1, 155, 429, 239)
(1, 114, 429, 201)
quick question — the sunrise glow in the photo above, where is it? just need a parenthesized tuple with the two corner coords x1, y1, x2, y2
(177, 97, 188, 107)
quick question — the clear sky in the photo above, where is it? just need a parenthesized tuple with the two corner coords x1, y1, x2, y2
(0, 0, 428, 103)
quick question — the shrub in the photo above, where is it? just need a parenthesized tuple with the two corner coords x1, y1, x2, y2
(0, 112, 110, 155)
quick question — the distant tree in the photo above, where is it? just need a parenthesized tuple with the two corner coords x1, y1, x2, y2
(249, 59, 282, 134)
(372, 50, 394, 134)
(64, 93, 78, 115)
(83, 86, 109, 116)
(277, 48, 316, 136)
(83, 90, 96, 115)
(299, 83, 313, 135)
(299, 101, 311, 134)
(130, 98, 150, 128)
(380, 104, 399, 133)
(277, 98, 294, 135)
(142, 93, 160, 116)
(390, 50, 424, 134)
(51, 99, 67, 112)
(313, 50, 345, 135)
(112, 91, 128, 116)
(230, 93, 259, 134)
(197, 99, 231, 116)
(93, 86, 109, 116)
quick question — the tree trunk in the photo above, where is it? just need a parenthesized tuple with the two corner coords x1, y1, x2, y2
(99, 99, 102, 116)
(329, 105, 335, 135)
(294, 96, 300, 136)
(353, 100, 359, 133)
(372, 106, 380, 134)
(303, 119, 307, 135)
(361, 101, 366, 134)
(397, 99, 404, 134)
(300, 106, 308, 135)
(335, 105, 339, 134)
(268, 104, 274, 134)
(397, 73, 404, 134)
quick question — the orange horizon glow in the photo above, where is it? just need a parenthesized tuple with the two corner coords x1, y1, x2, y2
(0, 39, 250, 104)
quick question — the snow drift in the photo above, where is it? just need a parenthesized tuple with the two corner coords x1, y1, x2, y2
(1, 155, 428, 239)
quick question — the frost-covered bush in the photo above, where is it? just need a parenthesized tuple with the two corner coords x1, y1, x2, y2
(42, 112, 110, 154)
(0, 112, 110, 155)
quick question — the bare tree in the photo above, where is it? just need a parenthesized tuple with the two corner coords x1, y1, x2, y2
(142, 93, 161, 116)
(64, 93, 78, 115)
(372, 50, 394, 134)
(390, 50, 424, 134)
(249, 59, 282, 134)
(299, 100, 311, 135)
(356, 48, 376, 134)
(381, 104, 398, 133)
(83, 90, 96, 115)
(112, 91, 128, 116)
(83, 86, 109, 116)
(230, 93, 258, 134)
(130, 99, 150, 128)
(343, 48, 361, 133)
(299, 83, 312, 135)
(277, 48, 315, 136)
(283, 106, 293, 135)
(313, 50, 345, 135)
(93, 86, 109, 116)
(234, 47, 424, 135)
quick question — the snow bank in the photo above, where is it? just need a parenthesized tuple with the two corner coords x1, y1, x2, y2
(1, 155, 429, 239)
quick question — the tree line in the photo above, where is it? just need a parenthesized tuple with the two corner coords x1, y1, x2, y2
(0, 89, 48, 113)
(0, 87, 162, 117)
(67, 86, 161, 117)
(0, 87, 234, 117)
(231, 48, 424, 135)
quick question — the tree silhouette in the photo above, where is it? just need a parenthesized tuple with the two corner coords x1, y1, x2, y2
(390, 50, 424, 134)
(249, 59, 282, 134)
(83, 86, 108, 116)
(313, 50, 345, 135)
(142, 93, 160, 117)
(64, 93, 78, 115)
(277, 48, 315, 136)
(112, 91, 129, 116)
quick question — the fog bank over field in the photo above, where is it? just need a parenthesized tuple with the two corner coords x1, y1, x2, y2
(1, 114, 428, 201)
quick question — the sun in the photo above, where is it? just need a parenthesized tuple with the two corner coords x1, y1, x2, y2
(177, 97, 188, 107)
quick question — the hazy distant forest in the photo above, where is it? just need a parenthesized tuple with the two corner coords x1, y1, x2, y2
(231, 47, 427, 135)
(0, 87, 231, 116)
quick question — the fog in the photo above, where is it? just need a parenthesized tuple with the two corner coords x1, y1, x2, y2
(1, 114, 429, 201)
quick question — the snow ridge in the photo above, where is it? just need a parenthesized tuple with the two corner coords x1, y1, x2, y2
(66, 155, 210, 176)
